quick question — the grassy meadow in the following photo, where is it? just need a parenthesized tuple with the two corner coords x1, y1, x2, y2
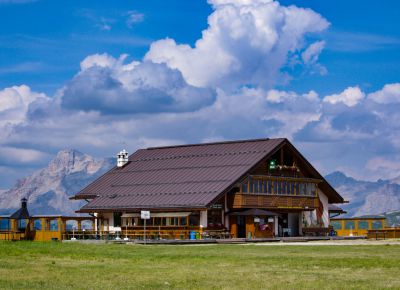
(0, 241, 399, 289)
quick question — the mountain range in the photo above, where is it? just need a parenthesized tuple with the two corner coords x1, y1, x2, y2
(325, 171, 400, 217)
(0, 149, 399, 220)
(0, 149, 114, 215)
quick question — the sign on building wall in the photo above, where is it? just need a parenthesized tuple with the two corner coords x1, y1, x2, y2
(141, 211, 150, 219)
(269, 159, 277, 170)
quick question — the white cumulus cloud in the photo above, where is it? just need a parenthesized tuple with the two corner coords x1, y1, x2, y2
(368, 83, 400, 104)
(323, 86, 365, 107)
(145, 0, 329, 89)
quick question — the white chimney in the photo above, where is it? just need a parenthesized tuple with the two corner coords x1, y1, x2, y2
(117, 149, 129, 167)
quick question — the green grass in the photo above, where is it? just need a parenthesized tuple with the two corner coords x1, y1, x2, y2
(0, 241, 399, 289)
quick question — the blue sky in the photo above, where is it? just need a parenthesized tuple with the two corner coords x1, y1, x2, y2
(0, 0, 399, 188)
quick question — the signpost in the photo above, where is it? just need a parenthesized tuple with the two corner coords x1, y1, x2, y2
(141, 210, 150, 244)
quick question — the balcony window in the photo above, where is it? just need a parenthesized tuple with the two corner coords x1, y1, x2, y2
(299, 183, 305, 195)
(267, 181, 272, 194)
(240, 176, 319, 197)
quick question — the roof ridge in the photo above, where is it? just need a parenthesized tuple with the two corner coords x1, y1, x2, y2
(130, 149, 267, 162)
(146, 137, 285, 150)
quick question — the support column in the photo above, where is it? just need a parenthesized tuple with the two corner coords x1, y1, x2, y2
(41, 218, 46, 241)
(94, 213, 98, 233)
(77, 221, 82, 231)
(224, 194, 230, 229)
(274, 216, 279, 236)
(57, 217, 63, 240)
(298, 212, 303, 236)
(10, 219, 17, 231)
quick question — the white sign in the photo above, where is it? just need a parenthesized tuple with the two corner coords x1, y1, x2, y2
(268, 217, 274, 223)
(141, 210, 150, 219)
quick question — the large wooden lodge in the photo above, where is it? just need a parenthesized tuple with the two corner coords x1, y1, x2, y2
(71, 138, 345, 239)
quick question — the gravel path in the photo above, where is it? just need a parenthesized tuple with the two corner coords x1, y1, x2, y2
(255, 239, 400, 246)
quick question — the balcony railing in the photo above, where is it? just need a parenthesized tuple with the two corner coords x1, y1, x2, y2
(229, 193, 319, 209)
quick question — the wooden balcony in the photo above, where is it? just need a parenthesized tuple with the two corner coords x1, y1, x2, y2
(229, 175, 321, 210)
(229, 193, 319, 210)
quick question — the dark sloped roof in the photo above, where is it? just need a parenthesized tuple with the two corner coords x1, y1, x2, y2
(10, 207, 30, 219)
(75, 138, 343, 212)
(77, 138, 285, 211)
(328, 204, 346, 214)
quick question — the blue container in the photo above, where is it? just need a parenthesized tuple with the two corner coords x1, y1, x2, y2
(190, 231, 196, 240)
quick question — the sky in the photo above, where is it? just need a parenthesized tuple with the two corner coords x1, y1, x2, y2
(0, 0, 399, 188)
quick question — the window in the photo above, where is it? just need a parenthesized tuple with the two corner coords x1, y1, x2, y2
(113, 212, 122, 227)
(189, 213, 200, 226)
(276, 181, 281, 194)
(33, 219, 42, 230)
(290, 182, 295, 195)
(153, 217, 166, 226)
(281, 182, 287, 195)
(208, 209, 223, 227)
(179, 217, 187, 226)
(310, 183, 317, 196)
(17, 219, 27, 230)
(256, 180, 262, 193)
(358, 221, 369, 230)
(49, 219, 58, 231)
(167, 217, 179, 226)
(81, 220, 93, 230)
(372, 220, 383, 229)
(345, 221, 355, 230)
(299, 183, 305, 195)
(330, 221, 342, 230)
(0, 219, 10, 230)
(66, 220, 78, 231)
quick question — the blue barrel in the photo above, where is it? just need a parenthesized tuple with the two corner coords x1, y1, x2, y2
(190, 231, 196, 240)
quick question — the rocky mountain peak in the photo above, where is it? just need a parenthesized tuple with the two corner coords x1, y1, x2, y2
(325, 171, 356, 186)
(0, 149, 114, 215)
(47, 149, 106, 176)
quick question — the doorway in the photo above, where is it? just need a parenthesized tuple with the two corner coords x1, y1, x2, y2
(288, 213, 300, 236)
(278, 213, 288, 237)
(237, 216, 246, 238)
